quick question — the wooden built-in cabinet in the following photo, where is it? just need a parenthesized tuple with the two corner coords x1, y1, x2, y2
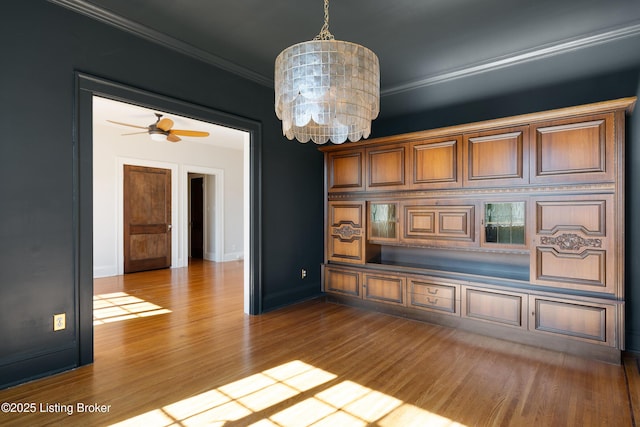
(320, 97, 635, 363)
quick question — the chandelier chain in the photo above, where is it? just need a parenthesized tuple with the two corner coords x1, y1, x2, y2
(314, 0, 334, 40)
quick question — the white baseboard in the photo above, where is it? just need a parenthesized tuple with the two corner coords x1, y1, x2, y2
(94, 265, 117, 278)
(223, 251, 244, 262)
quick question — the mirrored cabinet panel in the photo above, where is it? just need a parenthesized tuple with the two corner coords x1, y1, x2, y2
(369, 202, 399, 242)
(483, 202, 526, 247)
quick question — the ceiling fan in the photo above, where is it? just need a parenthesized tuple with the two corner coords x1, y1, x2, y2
(107, 113, 210, 142)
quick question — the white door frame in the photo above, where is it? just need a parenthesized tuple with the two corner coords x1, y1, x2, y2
(184, 166, 225, 263)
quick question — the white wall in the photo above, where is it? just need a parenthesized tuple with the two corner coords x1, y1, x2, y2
(92, 101, 245, 277)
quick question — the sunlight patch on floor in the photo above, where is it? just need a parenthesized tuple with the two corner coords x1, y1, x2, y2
(93, 292, 171, 325)
(107, 360, 465, 427)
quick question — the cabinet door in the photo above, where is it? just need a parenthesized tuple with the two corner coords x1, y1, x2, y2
(529, 295, 618, 347)
(530, 195, 616, 295)
(368, 202, 400, 243)
(401, 201, 476, 247)
(530, 113, 614, 184)
(408, 278, 460, 315)
(462, 286, 527, 329)
(326, 149, 365, 193)
(410, 135, 462, 189)
(366, 144, 408, 191)
(363, 272, 406, 306)
(324, 266, 362, 297)
(463, 126, 529, 187)
(481, 201, 528, 250)
(327, 201, 366, 264)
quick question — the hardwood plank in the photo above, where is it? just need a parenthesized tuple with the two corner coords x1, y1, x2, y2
(0, 259, 635, 426)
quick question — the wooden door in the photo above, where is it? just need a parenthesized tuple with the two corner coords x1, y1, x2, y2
(190, 177, 204, 259)
(123, 165, 172, 273)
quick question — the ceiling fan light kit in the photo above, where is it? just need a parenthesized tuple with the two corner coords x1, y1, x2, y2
(274, 0, 380, 144)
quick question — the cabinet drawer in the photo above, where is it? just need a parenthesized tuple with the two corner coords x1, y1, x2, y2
(409, 280, 459, 315)
(529, 296, 618, 347)
(363, 273, 406, 306)
(411, 282, 456, 300)
(410, 294, 457, 314)
(324, 266, 362, 297)
(462, 287, 527, 328)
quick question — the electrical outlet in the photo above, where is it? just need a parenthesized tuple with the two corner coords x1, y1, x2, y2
(301, 269, 307, 279)
(53, 313, 66, 331)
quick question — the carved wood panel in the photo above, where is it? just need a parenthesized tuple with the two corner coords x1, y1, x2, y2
(327, 201, 366, 264)
(531, 195, 615, 295)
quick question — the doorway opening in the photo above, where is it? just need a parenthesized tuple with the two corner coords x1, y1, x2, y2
(189, 174, 205, 260)
(76, 73, 262, 366)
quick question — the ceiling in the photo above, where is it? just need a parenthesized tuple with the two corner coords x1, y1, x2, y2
(94, 96, 247, 150)
(54, 0, 640, 119)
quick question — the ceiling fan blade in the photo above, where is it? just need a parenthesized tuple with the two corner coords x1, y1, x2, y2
(170, 129, 210, 137)
(106, 120, 148, 130)
(167, 134, 181, 143)
(121, 131, 149, 136)
(156, 118, 174, 131)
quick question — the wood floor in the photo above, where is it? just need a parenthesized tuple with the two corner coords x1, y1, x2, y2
(1, 259, 639, 426)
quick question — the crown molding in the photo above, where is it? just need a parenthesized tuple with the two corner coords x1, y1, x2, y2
(50, 1, 640, 96)
(48, 0, 273, 87)
(381, 22, 640, 97)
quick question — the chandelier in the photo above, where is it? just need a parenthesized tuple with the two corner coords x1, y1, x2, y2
(274, 0, 380, 144)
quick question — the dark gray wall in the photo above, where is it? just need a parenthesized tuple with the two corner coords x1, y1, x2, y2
(374, 69, 640, 351)
(1, 1, 324, 388)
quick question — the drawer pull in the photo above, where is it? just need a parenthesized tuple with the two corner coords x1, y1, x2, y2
(427, 297, 439, 304)
(427, 288, 439, 295)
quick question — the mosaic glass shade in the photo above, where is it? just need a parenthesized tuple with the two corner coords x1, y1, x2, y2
(275, 39, 380, 144)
